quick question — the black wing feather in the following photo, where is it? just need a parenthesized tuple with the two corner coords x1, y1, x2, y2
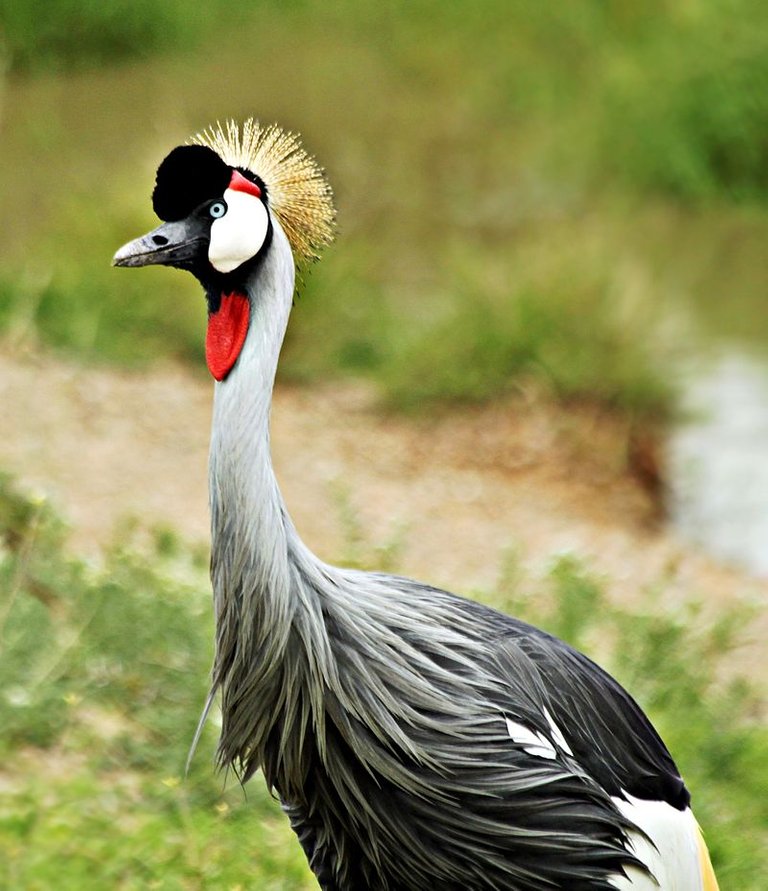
(456, 594, 690, 810)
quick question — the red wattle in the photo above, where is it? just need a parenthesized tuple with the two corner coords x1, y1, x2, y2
(206, 292, 250, 381)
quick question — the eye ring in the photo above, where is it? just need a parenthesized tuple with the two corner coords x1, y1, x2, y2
(209, 201, 227, 219)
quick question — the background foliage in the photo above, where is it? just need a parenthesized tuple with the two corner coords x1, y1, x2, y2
(0, 477, 765, 889)
(1, 2, 767, 888)
(2, 1, 768, 416)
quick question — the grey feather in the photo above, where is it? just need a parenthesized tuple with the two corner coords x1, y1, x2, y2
(196, 223, 669, 890)
(112, 131, 710, 888)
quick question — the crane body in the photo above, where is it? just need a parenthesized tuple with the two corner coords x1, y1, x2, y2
(114, 120, 719, 891)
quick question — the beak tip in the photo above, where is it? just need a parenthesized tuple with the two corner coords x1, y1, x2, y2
(112, 243, 133, 267)
(112, 239, 151, 268)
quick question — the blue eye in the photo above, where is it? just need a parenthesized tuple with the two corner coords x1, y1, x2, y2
(209, 201, 227, 219)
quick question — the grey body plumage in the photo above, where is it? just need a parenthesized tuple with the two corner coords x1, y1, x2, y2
(114, 120, 718, 891)
(202, 227, 656, 890)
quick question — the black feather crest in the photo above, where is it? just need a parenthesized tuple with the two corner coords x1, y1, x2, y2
(152, 144, 231, 221)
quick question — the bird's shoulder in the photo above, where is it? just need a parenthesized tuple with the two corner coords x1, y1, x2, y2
(367, 572, 690, 812)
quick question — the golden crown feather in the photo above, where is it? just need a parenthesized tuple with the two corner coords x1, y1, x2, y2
(191, 119, 335, 265)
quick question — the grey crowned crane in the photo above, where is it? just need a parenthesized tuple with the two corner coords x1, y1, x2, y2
(114, 120, 719, 891)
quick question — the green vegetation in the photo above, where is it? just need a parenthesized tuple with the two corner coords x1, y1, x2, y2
(592, 1, 768, 203)
(0, 475, 315, 889)
(2, 7, 766, 888)
(0, 477, 765, 889)
(498, 554, 767, 890)
(0, 0, 246, 73)
(2, 2, 768, 421)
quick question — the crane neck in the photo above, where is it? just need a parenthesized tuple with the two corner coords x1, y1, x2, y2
(208, 219, 297, 615)
(204, 221, 332, 781)
(199, 229, 493, 795)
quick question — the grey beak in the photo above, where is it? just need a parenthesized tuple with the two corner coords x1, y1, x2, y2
(113, 217, 207, 268)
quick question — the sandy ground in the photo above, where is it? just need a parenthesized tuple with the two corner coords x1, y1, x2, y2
(2, 346, 765, 678)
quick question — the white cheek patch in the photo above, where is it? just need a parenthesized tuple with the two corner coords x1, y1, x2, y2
(208, 188, 269, 274)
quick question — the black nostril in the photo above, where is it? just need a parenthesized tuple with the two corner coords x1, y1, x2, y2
(152, 234, 169, 246)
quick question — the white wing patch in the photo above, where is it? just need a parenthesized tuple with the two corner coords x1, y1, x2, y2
(608, 795, 705, 890)
(504, 712, 712, 889)
(543, 706, 573, 756)
(505, 709, 573, 760)
(505, 717, 558, 759)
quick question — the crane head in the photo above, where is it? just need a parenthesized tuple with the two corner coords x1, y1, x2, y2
(114, 120, 334, 277)
(114, 143, 271, 279)
(113, 119, 335, 379)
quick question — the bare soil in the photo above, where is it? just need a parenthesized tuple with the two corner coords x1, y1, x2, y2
(2, 345, 765, 677)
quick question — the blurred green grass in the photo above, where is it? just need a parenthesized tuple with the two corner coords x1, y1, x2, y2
(2, 7, 767, 888)
(2, 1, 768, 423)
(0, 0, 246, 73)
(0, 476, 764, 889)
(0, 475, 316, 889)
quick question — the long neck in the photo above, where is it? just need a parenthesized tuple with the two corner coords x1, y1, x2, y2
(207, 223, 326, 781)
(202, 234, 496, 797)
(209, 223, 294, 617)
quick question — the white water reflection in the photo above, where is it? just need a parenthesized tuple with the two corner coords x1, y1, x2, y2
(667, 350, 768, 576)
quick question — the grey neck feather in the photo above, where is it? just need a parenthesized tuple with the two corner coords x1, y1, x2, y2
(190, 223, 660, 889)
(202, 222, 335, 788)
(198, 221, 492, 791)
(193, 222, 645, 888)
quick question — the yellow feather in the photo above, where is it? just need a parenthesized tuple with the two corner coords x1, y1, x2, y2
(697, 823, 720, 891)
(190, 119, 335, 265)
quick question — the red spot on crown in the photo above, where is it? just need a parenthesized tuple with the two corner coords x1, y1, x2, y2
(228, 169, 262, 198)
